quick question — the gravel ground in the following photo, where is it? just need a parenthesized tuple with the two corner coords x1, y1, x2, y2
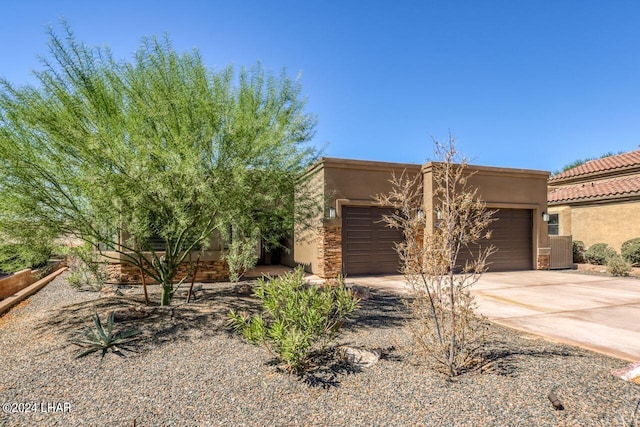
(0, 272, 638, 426)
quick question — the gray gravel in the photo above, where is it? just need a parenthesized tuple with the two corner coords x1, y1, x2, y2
(1, 272, 638, 426)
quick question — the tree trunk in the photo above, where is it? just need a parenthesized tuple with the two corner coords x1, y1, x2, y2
(160, 282, 172, 306)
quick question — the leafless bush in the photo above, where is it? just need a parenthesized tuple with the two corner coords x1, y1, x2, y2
(377, 136, 496, 376)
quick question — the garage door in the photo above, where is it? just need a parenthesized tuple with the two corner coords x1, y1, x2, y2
(342, 206, 403, 275)
(457, 208, 533, 271)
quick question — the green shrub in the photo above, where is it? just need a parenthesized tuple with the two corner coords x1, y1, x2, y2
(606, 255, 632, 277)
(621, 238, 640, 266)
(584, 243, 616, 265)
(64, 244, 108, 291)
(224, 236, 259, 283)
(227, 268, 359, 373)
(572, 240, 586, 263)
(0, 241, 53, 274)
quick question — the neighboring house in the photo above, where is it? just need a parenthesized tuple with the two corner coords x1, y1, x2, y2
(290, 157, 550, 278)
(548, 149, 640, 252)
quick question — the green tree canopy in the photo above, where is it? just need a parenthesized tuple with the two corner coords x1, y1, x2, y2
(553, 151, 622, 175)
(0, 24, 320, 304)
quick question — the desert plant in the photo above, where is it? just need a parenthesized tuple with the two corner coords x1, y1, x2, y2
(223, 228, 260, 283)
(71, 309, 141, 358)
(64, 244, 109, 291)
(0, 23, 320, 305)
(584, 243, 617, 265)
(0, 239, 53, 274)
(227, 268, 359, 373)
(573, 240, 586, 264)
(621, 238, 640, 266)
(377, 136, 495, 377)
(606, 255, 632, 277)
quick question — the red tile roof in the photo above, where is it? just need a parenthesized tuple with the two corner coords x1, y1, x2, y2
(549, 149, 640, 182)
(548, 174, 640, 204)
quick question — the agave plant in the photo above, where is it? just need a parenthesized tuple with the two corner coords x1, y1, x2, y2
(72, 309, 141, 358)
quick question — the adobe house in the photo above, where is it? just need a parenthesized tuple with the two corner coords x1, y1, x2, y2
(548, 149, 640, 251)
(290, 157, 550, 278)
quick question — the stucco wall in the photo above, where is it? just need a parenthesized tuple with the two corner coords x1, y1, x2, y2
(548, 205, 572, 236)
(422, 162, 550, 269)
(323, 159, 421, 210)
(292, 166, 324, 273)
(292, 158, 420, 275)
(293, 158, 549, 276)
(568, 201, 640, 251)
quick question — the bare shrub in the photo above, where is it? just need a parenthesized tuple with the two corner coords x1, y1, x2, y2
(377, 136, 495, 377)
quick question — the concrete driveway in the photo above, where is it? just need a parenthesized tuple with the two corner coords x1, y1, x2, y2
(348, 270, 640, 362)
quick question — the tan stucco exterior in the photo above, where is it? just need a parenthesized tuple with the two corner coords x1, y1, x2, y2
(292, 158, 420, 273)
(422, 162, 550, 269)
(548, 205, 572, 236)
(293, 157, 550, 277)
(547, 150, 640, 253)
(549, 201, 640, 251)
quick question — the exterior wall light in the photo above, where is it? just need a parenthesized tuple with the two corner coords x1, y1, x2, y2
(328, 206, 336, 219)
(542, 212, 550, 222)
(436, 209, 443, 220)
(417, 208, 424, 220)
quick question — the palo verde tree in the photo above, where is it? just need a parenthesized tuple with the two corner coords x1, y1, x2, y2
(377, 136, 496, 376)
(0, 24, 320, 305)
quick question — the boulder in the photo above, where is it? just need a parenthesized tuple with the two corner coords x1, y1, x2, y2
(236, 283, 254, 296)
(338, 346, 382, 368)
(349, 285, 372, 301)
(101, 285, 124, 297)
(188, 284, 203, 299)
(612, 361, 640, 384)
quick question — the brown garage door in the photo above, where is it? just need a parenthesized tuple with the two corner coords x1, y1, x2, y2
(457, 208, 533, 271)
(342, 206, 403, 275)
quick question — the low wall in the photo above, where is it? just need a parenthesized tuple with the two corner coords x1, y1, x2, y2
(0, 263, 65, 301)
(0, 266, 67, 316)
(0, 269, 36, 301)
(108, 259, 230, 284)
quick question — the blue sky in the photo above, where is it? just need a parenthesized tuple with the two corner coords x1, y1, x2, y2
(2, 1, 640, 172)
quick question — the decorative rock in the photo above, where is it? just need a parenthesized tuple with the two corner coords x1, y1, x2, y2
(612, 361, 640, 384)
(189, 284, 203, 295)
(101, 285, 124, 297)
(548, 390, 564, 410)
(338, 346, 382, 368)
(349, 285, 372, 301)
(236, 283, 253, 296)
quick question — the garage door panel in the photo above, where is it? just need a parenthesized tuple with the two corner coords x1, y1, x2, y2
(456, 208, 532, 272)
(345, 254, 372, 263)
(343, 206, 402, 276)
(344, 230, 372, 239)
(344, 206, 532, 275)
(347, 243, 373, 251)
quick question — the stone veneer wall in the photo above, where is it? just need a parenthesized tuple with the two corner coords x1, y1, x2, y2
(108, 259, 229, 284)
(317, 225, 342, 278)
(537, 254, 550, 270)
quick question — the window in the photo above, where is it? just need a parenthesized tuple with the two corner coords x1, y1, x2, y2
(548, 213, 559, 236)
